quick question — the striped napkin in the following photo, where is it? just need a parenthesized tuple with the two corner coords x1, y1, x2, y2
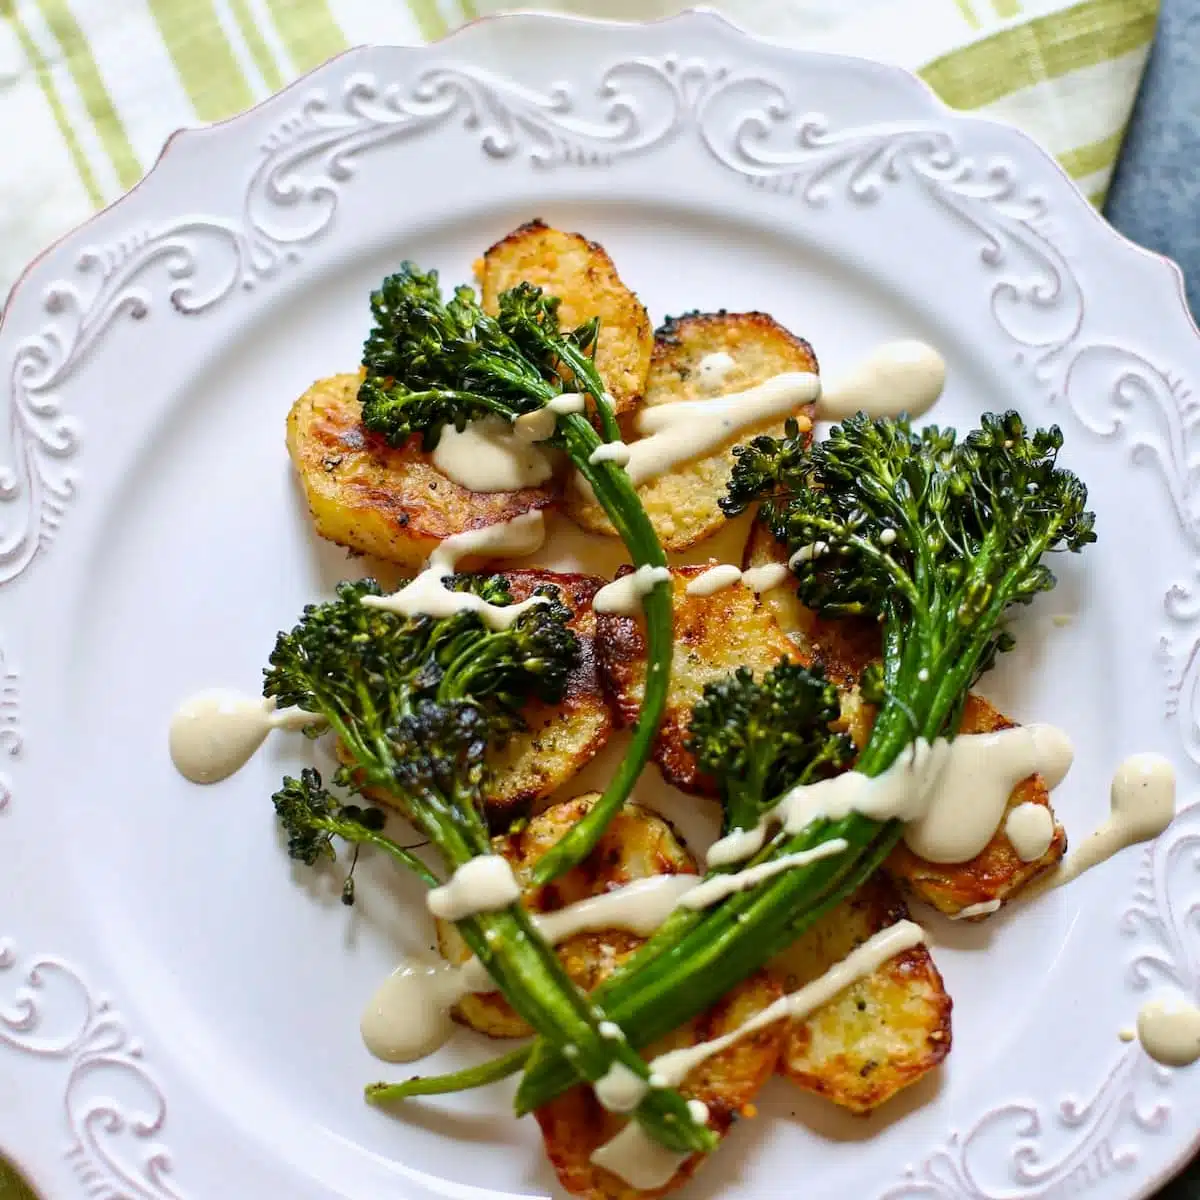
(0, 0, 1158, 301)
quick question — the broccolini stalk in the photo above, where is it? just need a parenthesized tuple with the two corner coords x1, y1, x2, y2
(510, 410, 1096, 1114)
(265, 578, 713, 1155)
(358, 267, 669, 884)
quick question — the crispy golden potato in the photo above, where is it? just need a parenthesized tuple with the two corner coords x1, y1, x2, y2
(567, 312, 818, 551)
(596, 565, 800, 793)
(475, 221, 652, 415)
(439, 794, 696, 1037)
(537, 972, 784, 1200)
(286, 374, 554, 568)
(341, 571, 613, 818)
(772, 875, 952, 1114)
(743, 522, 1067, 916)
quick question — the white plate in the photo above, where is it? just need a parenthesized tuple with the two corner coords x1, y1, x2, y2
(3, 9, 1200, 1199)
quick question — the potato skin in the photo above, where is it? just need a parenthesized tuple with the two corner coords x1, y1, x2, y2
(567, 311, 817, 551)
(743, 521, 1067, 915)
(341, 570, 612, 818)
(772, 875, 952, 1113)
(475, 220, 652, 415)
(286, 373, 554, 568)
(596, 564, 800, 793)
(437, 794, 697, 1038)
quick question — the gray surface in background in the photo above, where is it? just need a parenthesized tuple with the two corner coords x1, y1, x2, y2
(1107, 0, 1200, 321)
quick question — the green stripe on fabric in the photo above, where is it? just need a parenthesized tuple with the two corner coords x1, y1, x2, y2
(406, 0, 450, 40)
(460, 0, 480, 18)
(265, 0, 347, 72)
(2, 0, 103, 206)
(1058, 130, 1123, 179)
(32, 0, 141, 188)
(920, 0, 1157, 110)
(991, 0, 1022, 16)
(953, 0, 982, 28)
(145, 0, 255, 121)
(1088, 188, 1107, 208)
(228, 0, 284, 91)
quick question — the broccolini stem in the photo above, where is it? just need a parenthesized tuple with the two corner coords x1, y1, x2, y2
(403, 778, 714, 1156)
(529, 410, 672, 886)
(366, 1047, 528, 1102)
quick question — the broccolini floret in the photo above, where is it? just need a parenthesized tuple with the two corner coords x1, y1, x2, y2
(264, 575, 713, 1157)
(354, 265, 671, 885)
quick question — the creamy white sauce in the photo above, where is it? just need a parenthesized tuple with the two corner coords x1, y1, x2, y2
(950, 899, 1002, 921)
(363, 511, 547, 631)
(815, 341, 945, 422)
(789, 541, 829, 567)
(684, 564, 744, 597)
(360, 959, 486, 1063)
(680, 839, 848, 909)
(593, 565, 673, 616)
(707, 725, 1073, 869)
(168, 691, 322, 784)
(647, 920, 926, 1088)
(625, 373, 820, 485)
(512, 392, 587, 443)
(426, 855, 521, 922)
(589, 441, 632, 467)
(589, 1122, 690, 1190)
(687, 1099, 710, 1125)
(1025, 754, 1176, 899)
(739, 562, 792, 593)
(683, 562, 792, 599)
(361, 874, 696, 1061)
(695, 352, 736, 390)
(431, 416, 554, 491)
(1005, 801, 1056, 862)
(593, 1062, 650, 1113)
(1136, 1000, 1200, 1067)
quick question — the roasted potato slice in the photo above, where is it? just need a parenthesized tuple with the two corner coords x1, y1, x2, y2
(596, 565, 800, 793)
(286, 373, 554, 568)
(567, 312, 817, 551)
(437, 794, 697, 1038)
(743, 522, 1067, 915)
(771, 875, 951, 1114)
(341, 571, 612, 818)
(536, 972, 784, 1200)
(475, 221, 652, 415)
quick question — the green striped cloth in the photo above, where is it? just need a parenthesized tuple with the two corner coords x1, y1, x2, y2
(0, 0, 1158, 299)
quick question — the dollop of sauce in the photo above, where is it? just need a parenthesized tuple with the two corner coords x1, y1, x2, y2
(706, 725, 1073, 869)
(683, 562, 792, 599)
(625, 373, 820, 485)
(431, 416, 554, 491)
(815, 340, 946, 422)
(168, 691, 321, 784)
(512, 392, 588, 443)
(1025, 753, 1176, 899)
(363, 511, 548, 631)
(360, 960, 481, 1063)
(684, 564, 744, 597)
(426, 855, 521, 922)
(1004, 801, 1057, 862)
(590, 441, 632, 467)
(1137, 1000, 1200, 1067)
(593, 1062, 650, 1113)
(589, 1123, 690, 1190)
(593, 565, 673, 616)
(695, 351, 736, 390)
